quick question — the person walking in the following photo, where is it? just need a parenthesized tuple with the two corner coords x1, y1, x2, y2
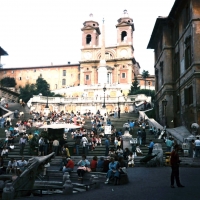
(137, 129, 142, 146)
(118, 107, 121, 118)
(53, 139, 59, 156)
(148, 139, 154, 155)
(170, 144, 184, 188)
(75, 136, 81, 156)
(105, 137, 110, 156)
(19, 135, 27, 155)
(194, 136, 200, 158)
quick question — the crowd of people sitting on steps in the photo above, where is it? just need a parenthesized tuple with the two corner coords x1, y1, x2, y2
(59, 153, 131, 185)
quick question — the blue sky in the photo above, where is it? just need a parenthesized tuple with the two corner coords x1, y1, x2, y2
(0, 0, 175, 74)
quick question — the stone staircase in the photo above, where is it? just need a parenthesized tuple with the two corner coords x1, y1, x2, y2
(1, 103, 199, 187)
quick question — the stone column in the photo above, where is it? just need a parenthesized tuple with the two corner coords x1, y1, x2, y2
(122, 130, 133, 151)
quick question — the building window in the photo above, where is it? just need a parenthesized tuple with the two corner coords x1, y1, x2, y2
(174, 23, 179, 44)
(78, 74, 80, 80)
(185, 36, 191, 70)
(184, 86, 193, 105)
(160, 62, 164, 86)
(19, 77, 22, 80)
(155, 69, 158, 91)
(62, 79, 66, 85)
(11, 70, 14, 74)
(4, 71, 6, 74)
(122, 73, 126, 78)
(121, 31, 127, 41)
(40, 74, 42, 78)
(63, 70, 66, 76)
(86, 34, 91, 44)
(184, 5, 190, 28)
(86, 75, 90, 80)
(176, 95, 180, 112)
(174, 52, 180, 80)
(34, 69, 36, 72)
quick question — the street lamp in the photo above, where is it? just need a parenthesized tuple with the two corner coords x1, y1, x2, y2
(162, 98, 168, 126)
(45, 94, 49, 108)
(102, 85, 106, 108)
(148, 81, 151, 96)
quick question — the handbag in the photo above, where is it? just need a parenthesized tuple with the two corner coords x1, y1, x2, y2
(77, 166, 86, 171)
(86, 167, 91, 172)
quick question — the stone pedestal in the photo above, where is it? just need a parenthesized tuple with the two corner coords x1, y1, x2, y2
(43, 107, 50, 117)
(101, 107, 107, 116)
(122, 130, 133, 151)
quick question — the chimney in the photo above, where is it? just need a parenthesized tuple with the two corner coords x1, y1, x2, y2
(68, 61, 71, 64)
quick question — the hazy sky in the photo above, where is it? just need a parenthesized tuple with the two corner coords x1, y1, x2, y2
(0, 0, 175, 74)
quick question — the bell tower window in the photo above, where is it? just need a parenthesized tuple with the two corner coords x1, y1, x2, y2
(86, 34, 92, 44)
(121, 31, 127, 41)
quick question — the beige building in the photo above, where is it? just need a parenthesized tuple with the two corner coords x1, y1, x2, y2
(147, 0, 200, 129)
(0, 64, 80, 91)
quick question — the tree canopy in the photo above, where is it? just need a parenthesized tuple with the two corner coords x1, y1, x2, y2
(19, 77, 62, 103)
(141, 70, 149, 89)
(0, 77, 16, 87)
(129, 76, 140, 94)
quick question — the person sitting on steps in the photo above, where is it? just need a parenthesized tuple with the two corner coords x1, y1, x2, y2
(77, 155, 90, 180)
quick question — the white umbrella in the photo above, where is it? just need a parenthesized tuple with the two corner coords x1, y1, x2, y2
(39, 123, 82, 129)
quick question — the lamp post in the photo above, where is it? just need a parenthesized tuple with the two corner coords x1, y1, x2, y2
(162, 98, 168, 127)
(45, 95, 49, 108)
(148, 81, 151, 96)
(102, 85, 106, 108)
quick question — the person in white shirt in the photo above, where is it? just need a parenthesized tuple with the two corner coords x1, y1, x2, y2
(17, 157, 28, 175)
(128, 152, 134, 167)
(1, 147, 8, 158)
(194, 137, 200, 158)
(81, 135, 88, 155)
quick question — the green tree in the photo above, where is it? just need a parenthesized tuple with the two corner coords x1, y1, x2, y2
(19, 84, 36, 103)
(35, 77, 51, 96)
(18, 77, 63, 102)
(129, 76, 140, 94)
(0, 77, 16, 87)
(141, 70, 149, 89)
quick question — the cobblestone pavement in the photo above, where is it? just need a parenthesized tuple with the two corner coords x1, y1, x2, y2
(22, 167, 200, 200)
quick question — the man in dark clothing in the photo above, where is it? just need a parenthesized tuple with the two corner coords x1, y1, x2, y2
(118, 108, 121, 118)
(75, 136, 81, 156)
(141, 129, 146, 145)
(170, 144, 184, 188)
(102, 156, 110, 172)
(105, 137, 110, 156)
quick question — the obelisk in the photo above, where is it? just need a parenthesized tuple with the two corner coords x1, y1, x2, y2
(98, 19, 107, 85)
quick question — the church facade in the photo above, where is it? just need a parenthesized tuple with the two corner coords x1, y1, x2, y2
(79, 11, 140, 86)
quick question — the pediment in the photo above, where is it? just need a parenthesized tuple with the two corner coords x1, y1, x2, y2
(81, 25, 95, 30)
(81, 26, 101, 34)
(117, 21, 130, 26)
(116, 21, 134, 30)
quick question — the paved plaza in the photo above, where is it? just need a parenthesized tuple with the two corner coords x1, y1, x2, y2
(22, 167, 200, 200)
